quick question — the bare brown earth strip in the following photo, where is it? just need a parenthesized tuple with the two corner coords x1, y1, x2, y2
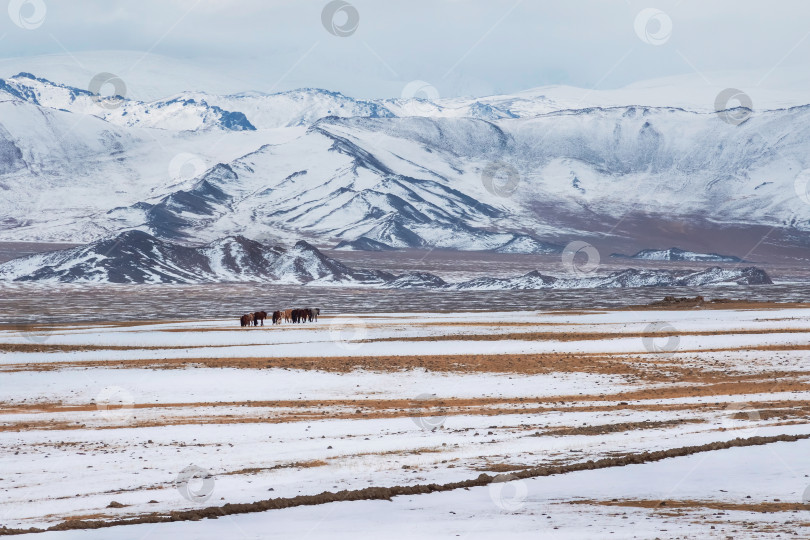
(0, 352, 734, 375)
(541, 419, 705, 437)
(575, 498, 810, 513)
(624, 301, 810, 311)
(3, 385, 810, 417)
(393, 321, 595, 327)
(2, 433, 808, 536)
(2, 393, 809, 433)
(4, 328, 810, 354)
(371, 328, 810, 343)
(0, 353, 651, 374)
(222, 460, 328, 476)
(5, 342, 810, 377)
(682, 343, 810, 353)
(575, 379, 810, 402)
(0, 343, 253, 353)
(6, 350, 810, 390)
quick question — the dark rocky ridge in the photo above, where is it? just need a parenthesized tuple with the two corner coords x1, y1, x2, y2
(0, 231, 773, 288)
(334, 237, 398, 251)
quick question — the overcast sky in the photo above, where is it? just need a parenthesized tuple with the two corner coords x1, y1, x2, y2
(1, 0, 809, 98)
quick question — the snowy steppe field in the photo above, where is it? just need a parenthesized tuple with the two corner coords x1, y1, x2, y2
(2, 307, 810, 539)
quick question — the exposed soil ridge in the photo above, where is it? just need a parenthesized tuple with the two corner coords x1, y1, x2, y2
(2, 432, 809, 535)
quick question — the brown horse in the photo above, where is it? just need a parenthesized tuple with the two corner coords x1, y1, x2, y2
(272, 310, 283, 324)
(240, 313, 254, 327)
(283, 309, 292, 323)
(254, 311, 267, 326)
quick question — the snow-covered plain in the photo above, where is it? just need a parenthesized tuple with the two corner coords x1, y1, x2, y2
(3, 308, 810, 364)
(1, 307, 810, 537)
(28, 437, 810, 539)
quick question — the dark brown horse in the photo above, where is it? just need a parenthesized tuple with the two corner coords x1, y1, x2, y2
(272, 310, 283, 324)
(253, 311, 267, 326)
(292, 308, 309, 323)
(240, 313, 254, 327)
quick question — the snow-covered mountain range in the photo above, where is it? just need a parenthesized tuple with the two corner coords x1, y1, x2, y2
(447, 266, 770, 291)
(1, 73, 255, 131)
(611, 248, 742, 262)
(0, 230, 396, 285)
(0, 231, 772, 287)
(2, 70, 810, 258)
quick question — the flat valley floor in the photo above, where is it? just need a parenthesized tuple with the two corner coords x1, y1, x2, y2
(2, 306, 810, 538)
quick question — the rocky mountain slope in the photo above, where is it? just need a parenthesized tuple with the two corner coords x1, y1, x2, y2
(3, 72, 810, 258)
(447, 267, 771, 291)
(0, 230, 392, 284)
(0, 232, 772, 288)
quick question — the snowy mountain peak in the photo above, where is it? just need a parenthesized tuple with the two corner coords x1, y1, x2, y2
(5, 71, 810, 257)
(0, 72, 256, 131)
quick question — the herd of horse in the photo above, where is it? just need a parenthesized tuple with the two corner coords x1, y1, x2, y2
(240, 308, 320, 327)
